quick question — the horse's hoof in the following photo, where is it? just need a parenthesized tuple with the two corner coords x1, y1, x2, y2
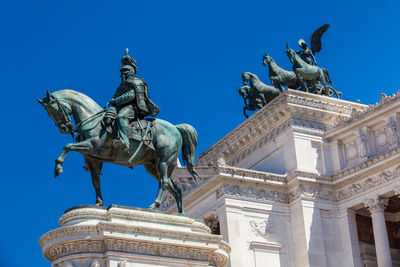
(54, 165, 63, 178)
(148, 203, 160, 210)
(95, 201, 103, 206)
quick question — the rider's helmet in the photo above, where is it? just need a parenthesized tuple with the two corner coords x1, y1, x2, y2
(120, 65, 135, 73)
(298, 39, 307, 49)
(121, 48, 137, 72)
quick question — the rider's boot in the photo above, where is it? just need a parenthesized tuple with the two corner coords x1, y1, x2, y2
(115, 116, 130, 151)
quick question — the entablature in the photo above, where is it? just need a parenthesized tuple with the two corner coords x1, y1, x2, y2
(197, 90, 367, 168)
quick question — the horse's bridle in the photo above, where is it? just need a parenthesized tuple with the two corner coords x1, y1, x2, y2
(45, 95, 75, 138)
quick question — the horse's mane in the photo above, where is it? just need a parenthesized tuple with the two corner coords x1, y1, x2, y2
(52, 89, 102, 111)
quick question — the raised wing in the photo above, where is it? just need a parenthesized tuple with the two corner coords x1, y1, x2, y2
(310, 24, 329, 54)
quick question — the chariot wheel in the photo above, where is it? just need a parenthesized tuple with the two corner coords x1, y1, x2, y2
(326, 86, 341, 99)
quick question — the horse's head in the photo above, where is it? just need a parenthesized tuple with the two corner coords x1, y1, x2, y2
(37, 90, 74, 135)
(241, 72, 251, 85)
(238, 86, 250, 99)
(262, 53, 272, 66)
(286, 43, 296, 64)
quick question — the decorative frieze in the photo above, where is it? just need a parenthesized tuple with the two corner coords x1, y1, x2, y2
(216, 184, 290, 203)
(331, 90, 400, 130)
(289, 184, 336, 202)
(337, 165, 400, 200)
(198, 90, 365, 167)
(40, 206, 230, 267)
(291, 117, 326, 132)
(331, 147, 400, 182)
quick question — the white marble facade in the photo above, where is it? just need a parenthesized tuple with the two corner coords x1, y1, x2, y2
(162, 89, 400, 267)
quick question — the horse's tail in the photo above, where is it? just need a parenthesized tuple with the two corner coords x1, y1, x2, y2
(176, 123, 201, 181)
(322, 69, 333, 84)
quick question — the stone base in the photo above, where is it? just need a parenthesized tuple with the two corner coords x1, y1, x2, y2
(39, 205, 230, 267)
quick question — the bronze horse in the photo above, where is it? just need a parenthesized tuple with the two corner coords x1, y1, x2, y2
(262, 53, 300, 90)
(38, 89, 200, 214)
(238, 72, 283, 118)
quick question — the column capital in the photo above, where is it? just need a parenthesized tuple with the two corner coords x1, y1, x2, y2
(364, 197, 389, 213)
(394, 187, 400, 198)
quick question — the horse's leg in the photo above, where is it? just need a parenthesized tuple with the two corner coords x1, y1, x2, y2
(272, 79, 284, 93)
(166, 159, 184, 214)
(296, 72, 308, 92)
(318, 69, 328, 94)
(145, 161, 164, 210)
(144, 162, 165, 210)
(55, 134, 106, 177)
(243, 107, 249, 118)
(148, 160, 169, 210)
(85, 158, 104, 206)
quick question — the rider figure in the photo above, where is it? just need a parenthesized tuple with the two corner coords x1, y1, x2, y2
(296, 39, 317, 65)
(106, 49, 160, 150)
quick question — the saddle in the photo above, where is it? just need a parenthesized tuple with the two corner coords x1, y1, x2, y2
(128, 119, 154, 150)
(102, 110, 155, 151)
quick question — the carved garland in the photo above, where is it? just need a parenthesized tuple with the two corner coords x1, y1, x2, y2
(216, 184, 290, 203)
(337, 165, 400, 200)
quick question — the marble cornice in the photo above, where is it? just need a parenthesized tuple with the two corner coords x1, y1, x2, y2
(336, 164, 400, 201)
(197, 90, 366, 167)
(326, 90, 400, 137)
(40, 207, 231, 266)
(331, 147, 400, 186)
(167, 131, 400, 208)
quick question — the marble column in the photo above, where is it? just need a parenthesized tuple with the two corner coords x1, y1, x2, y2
(338, 209, 362, 267)
(364, 197, 392, 267)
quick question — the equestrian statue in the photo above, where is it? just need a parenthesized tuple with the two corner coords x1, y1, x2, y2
(37, 49, 200, 214)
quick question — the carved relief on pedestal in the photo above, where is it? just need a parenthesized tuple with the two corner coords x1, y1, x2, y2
(250, 220, 275, 238)
(118, 260, 127, 267)
(357, 130, 369, 158)
(386, 117, 400, 147)
(345, 140, 360, 163)
(374, 128, 389, 150)
(249, 215, 284, 244)
(90, 260, 101, 267)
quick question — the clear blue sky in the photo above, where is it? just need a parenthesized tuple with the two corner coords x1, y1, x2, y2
(1, 0, 399, 266)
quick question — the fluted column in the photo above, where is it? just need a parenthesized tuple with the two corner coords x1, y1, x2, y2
(364, 197, 391, 267)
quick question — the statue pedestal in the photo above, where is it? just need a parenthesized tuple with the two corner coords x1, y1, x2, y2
(39, 205, 230, 267)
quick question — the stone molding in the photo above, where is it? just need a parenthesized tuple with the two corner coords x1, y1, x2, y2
(289, 184, 336, 202)
(330, 90, 400, 131)
(331, 147, 400, 182)
(197, 90, 366, 167)
(291, 117, 326, 132)
(48, 238, 227, 266)
(216, 184, 290, 204)
(58, 206, 208, 231)
(40, 206, 230, 267)
(163, 159, 400, 212)
(336, 165, 400, 201)
(229, 119, 292, 166)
